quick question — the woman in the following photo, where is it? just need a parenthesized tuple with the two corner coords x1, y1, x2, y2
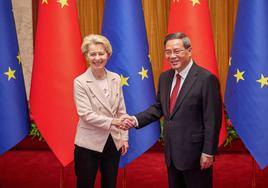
(73, 34, 128, 188)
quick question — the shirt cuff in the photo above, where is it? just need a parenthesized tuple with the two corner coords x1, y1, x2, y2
(202, 153, 213, 158)
(132, 116, 139, 127)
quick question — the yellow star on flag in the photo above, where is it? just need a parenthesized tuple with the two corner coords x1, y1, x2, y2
(57, 0, 69, 8)
(42, 0, 48, 4)
(4, 66, 16, 81)
(190, 0, 200, 6)
(120, 74, 129, 86)
(256, 74, 268, 88)
(17, 52, 22, 64)
(234, 69, 245, 83)
(138, 66, 149, 80)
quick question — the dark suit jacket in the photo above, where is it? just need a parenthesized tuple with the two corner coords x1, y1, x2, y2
(135, 62, 222, 170)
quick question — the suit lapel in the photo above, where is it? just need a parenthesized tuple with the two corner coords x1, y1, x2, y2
(170, 63, 198, 118)
(85, 68, 112, 114)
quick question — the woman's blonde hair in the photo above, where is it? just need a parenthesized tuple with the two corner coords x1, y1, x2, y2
(81, 34, 112, 56)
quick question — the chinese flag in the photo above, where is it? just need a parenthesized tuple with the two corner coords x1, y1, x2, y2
(164, 0, 227, 146)
(30, 0, 86, 166)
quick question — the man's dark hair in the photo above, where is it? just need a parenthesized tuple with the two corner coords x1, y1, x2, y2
(164, 32, 191, 49)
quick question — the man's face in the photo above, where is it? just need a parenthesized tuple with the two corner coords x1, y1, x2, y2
(164, 39, 192, 72)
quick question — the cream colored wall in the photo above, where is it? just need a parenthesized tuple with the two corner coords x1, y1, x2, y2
(12, 0, 33, 98)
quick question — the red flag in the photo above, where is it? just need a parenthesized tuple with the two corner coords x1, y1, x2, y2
(164, 0, 227, 146)
(30, 0, 86, 166)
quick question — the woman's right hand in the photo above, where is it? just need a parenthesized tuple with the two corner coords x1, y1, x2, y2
(111, 118, 122, 128)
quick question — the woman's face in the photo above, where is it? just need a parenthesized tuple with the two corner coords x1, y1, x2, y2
(87, 43, 109, 71)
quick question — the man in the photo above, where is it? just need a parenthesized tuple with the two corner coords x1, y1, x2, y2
(122, 32, 222, 188)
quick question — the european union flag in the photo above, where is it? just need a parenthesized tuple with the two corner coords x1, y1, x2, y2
(102, 0, 160, 167)
(0, 0, 29, 154)
(225, 0, 268, 169)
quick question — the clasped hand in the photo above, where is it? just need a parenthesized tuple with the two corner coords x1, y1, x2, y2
(112, 115, 136, 130)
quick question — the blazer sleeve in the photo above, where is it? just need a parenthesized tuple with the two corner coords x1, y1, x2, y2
(135, 73, 163, 128)
(73, 78, 112, 130)
(202, 74, 222, 155)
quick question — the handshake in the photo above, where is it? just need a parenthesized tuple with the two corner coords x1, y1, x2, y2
(112, 115, 137, 130)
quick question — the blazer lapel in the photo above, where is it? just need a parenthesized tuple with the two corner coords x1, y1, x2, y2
(107, 70, 118, 112)
(85, 68, 112, 114)
(170, 63, 198, 118)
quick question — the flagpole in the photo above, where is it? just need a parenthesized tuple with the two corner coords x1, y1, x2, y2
(122, 167, 127, 188)
(251, 156, 256, 188)
(60, 165, 64, 188)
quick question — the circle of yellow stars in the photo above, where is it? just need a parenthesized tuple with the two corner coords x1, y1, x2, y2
(230, 57, 268, 88)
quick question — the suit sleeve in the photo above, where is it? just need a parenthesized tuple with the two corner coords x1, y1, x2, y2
(135, 74, 163, 128)
(202, 74, 222, 155)
(73, 79, 112, 130)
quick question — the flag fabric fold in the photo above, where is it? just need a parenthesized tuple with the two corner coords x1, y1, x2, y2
(225, 0, 268, 169)
(102, 0, 160, 167)
(164, 0, 227, 146)
(30, 0, 86, 166)
(0, 0, 29, 154)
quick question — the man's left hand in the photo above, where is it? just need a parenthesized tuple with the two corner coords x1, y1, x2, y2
(200, 154, 213, 170)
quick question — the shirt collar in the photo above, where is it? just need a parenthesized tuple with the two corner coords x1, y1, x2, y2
(175, 59, 193, 79)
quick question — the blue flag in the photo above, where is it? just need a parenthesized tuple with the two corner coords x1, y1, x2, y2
(225, 0, 268, 169)
(102, 0, 160, 167)
(0, 0, 29, 154)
